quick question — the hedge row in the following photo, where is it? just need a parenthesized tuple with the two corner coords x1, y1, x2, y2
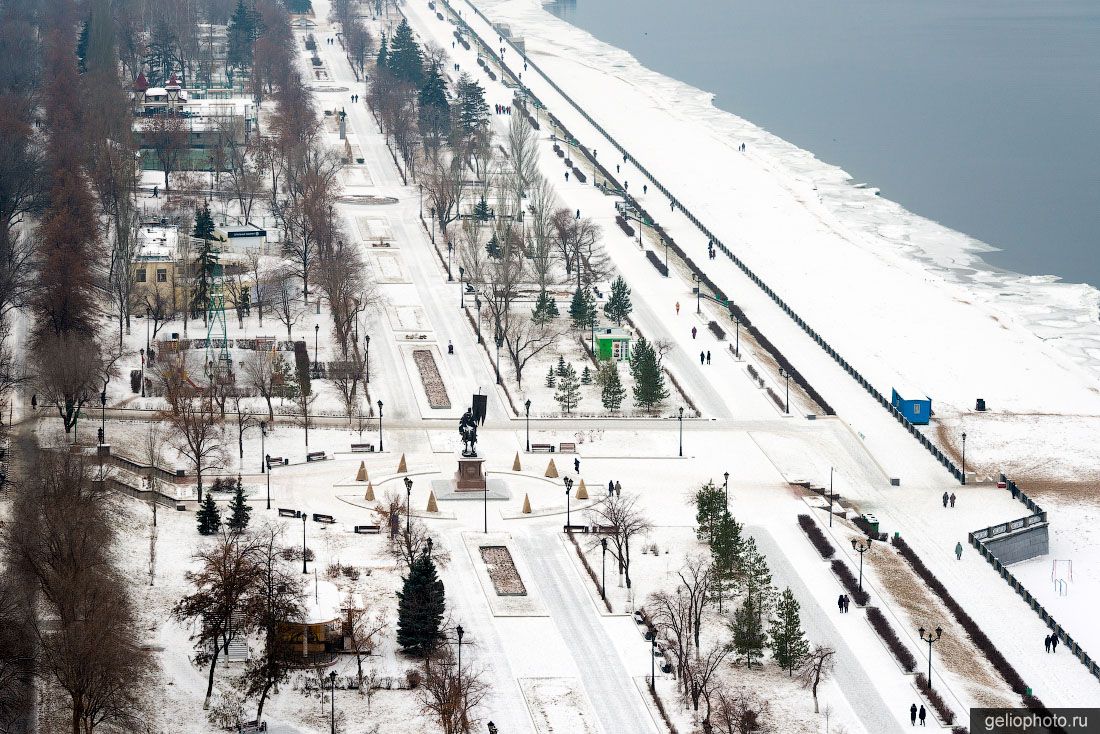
(645, 250, 668, 276)
(891, 537, 1028, 695)
(568, 533, 612, 613)
(615, 215, 635, 237)
(707, 321, 725, 340)
(830, 559, 870, 605)
(915, 673, 955, 724)
(797, 515, 835, 558)
(866, 606, 916, 672)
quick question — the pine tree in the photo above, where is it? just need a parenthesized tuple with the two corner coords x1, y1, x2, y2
(741, 537, 776, 618)
(197, 492, 222, 535)
(454, 73, 489, 141)
(580, 365, 592, 384)
(226, 0, 261, 77)
(630, 336, 669, 412)
(556, 354, 567, 377)
(604, 275, 632, 325)
(711, 511, 744, 612)
(569, 287, 595, 330)
(418, 62, 450, 144)
(396, 551, 446, 656)
(473, 196, 491, 222)
(733, 594, 766, 669)
(531, 290, 559, 325)
(600, 363, 626, 412)
(387, 19, 424, 87)
(694, 481, 727, 542)
(769, 587, 810, 675)
(191, 204, 218, 320)
(545, 366, 556, 387)
(375, 33, 388, 69)
(227, 478, 252, 532)
(555, 363, 581, 414)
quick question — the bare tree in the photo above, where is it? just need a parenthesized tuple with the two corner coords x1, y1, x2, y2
(224, 134, 263, 223)
(420, 644, 490, 734)
(586, 493, 651, 589)
(272, 266, 302, 339)
(290, 383, 317, 450)
(525, 175, 557, 291)
(683, 639, 732, 722)
(647, 587, 693, 692)
(505, 113, 539, 212)
(315, 234, 375, 358)
(797, 644, 836, 714)
(341, 590, 387, 687)
(423, 155, 465, 244)
(248, 250, 271, 328)
(173, 531, 263, 708)
(144, 282, 179, 344)
(711, 687, 772, 734)
(551, 209, 606, 290)
(146, 111, 188, 191)
(32, 333, 113, 435)
(158, 354, 227, 498)
(502, 315, 562, 389)
(243, 349, 279, 422)
(678, 556, 713, 651)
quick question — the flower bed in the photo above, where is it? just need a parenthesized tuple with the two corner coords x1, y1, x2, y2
(412, 349, 451, 409)
(479, 546, 527, 596)
(866, 606, 916, 672)
(797, 514, 836, 559)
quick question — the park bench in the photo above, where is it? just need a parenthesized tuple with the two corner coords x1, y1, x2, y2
(239, 721, 267, 733)
(312, 513, 337, 524)
(266, 456, 288, 469)
(353, 524, 381, 534)
(558, 442, 577, 453)
(530, 443, 554, 453)
(278, 508, 300, 519)
(350, 443, 375, 453)
(591, 524, 616, 535)
(305, 451, 327, 462)
(563, 524, 589, 534)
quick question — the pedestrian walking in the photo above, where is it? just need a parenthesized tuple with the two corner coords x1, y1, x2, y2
(524, 61, 528, 71)
(608, 480, 614, 494)
(31, 394, 37, 410)
(643, 184, 648, 194)
(1044, 635, 1051, 653)
(616, 164, 620, 173)
(706, 351, 711, 364)
(1051, 635, 1058, 653)
(575, 209, 580, 219)
(942, 491, 949, 508)
(152, 185, 158, 198)
(574, 457, 580, 473)
(564, 171, 569, 181)
(844, 595, 850, 612)
(837, 594, 844, 613)
(699, 351, 705, 365)
(675, 302, 680, 315)
(954, 541, 963, 560)
(691, 326, 697, 339)
(624, 181, 629, 190)
(910, 703, 917, 726)
(919, 705, 926, 726)
(614, 480, 622, 495)
(949, 492, 956, 507)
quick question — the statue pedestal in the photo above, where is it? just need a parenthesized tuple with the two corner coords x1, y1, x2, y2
(455, 457, 487, 492)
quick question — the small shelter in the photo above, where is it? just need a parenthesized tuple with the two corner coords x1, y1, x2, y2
(891, 386, 932, 425)
(595, 327, 632, 362)
(277, 579, 343, 661)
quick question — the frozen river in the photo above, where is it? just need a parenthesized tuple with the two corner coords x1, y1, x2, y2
(546, 0, 1100, 288)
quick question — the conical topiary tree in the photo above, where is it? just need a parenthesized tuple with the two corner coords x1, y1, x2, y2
(226, 478, 251, 532)
(396, 551, 446, 657)
(197, 492, 222, 535)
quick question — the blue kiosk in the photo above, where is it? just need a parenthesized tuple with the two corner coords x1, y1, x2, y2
(891, 387, 932, 425)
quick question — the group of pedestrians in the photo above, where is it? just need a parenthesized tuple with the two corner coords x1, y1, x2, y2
(699, 351, 711, 365)
(909, 703, 927, 726)
(836, 594, 851, 613)
(941, 491, 957, 508)
(1044, 633, 1060, 653)
(349, 93, 360, 103)
(606, 480, 622, 496)
(494, 104, 512, 115)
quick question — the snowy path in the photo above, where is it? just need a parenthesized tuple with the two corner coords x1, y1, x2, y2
(517, 533, 659, 734)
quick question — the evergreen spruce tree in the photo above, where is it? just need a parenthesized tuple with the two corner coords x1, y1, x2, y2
(580, 365, 592, 385)
(556, 354, 567, 377)
(473, 195, 491, 222)
(555, 363, 581, 414)
(600, 363, 626, 412)
(604, 275, 633, 325)
(191, 204, 217, 321)
(226, 0, 261, 79)
(396, 551, 446, 656)
(630, 336, 669, 412)
(418, 62, 451, 144)
(710, 511, 744, 612)
(741, 536, 776, 618)
(387, 19, 424, 87)
(485, 232, 500, 258)
(531, 290, 559, 325)
(197, 492, 222, 535)
(227, 479, 252, 532)
(545, 366, 556, 388)
(375, 33, 388, 70)
(454, 73, 489, 141)
(733, 594, 766, 669)
(769, 587, 810, 676)
(694, 481, 727, 542)
(569, 287, 595, 330)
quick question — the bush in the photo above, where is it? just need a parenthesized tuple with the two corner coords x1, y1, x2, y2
(830, 560, 870, 606)
(915, 673, 955, 724)
(573, 167, 586, 183)
(405, 669, 421, 689)
(892, 537, 1030, 696)
(952, 727, 971, 734)
(616, 215, 635, 237)
(130, 369, 142, 393)
(797, 515, 835, 559)
(866, 607, 916, 672)
(707, 321, 725, 340)
(645, 250, 668, 276)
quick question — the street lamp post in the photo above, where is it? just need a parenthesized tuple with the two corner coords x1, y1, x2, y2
(563, 477, 573, 530)
(418, 183, 423, 218)
(314, 324, 320, 375)
(828, 467, 834, 527)
(677, 407, 684, 457)
(918, 626, 943, 688)
(495, 335, 502, 385)
(650, 636, 657, 692)
(265, 453, 271, 510)
(459, 267, 465, 308)
(430, 206, 436, 244)
(524, 399, 531, 452)
(328, 670, 337, 734)
(364, 334, 370, 384)
(100, 391, 107, 444)
(302, 512, 308, 574)
(600, 537, 608, 602)
(447, 242, 453, 281)
(456, 624, 464, 672)
(779, 368, 790, 414)
(961, 431, 967, 485)
(475, 295, 482, 343)
(732, 314, 741, 359)
(260, 421, 267, 475)
(377, 400, 383, 451)
(693, 274, 701, 314)
(426, 537, 433, 560)
(851, 537, 873, 592)
(140, 348, 146, 397)
(403, 476, 412, 538)
(663, 237, 669, 277)
(723, 471, 729, 508)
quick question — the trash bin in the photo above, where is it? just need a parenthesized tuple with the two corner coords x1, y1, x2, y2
(862, 513, 880, 535)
